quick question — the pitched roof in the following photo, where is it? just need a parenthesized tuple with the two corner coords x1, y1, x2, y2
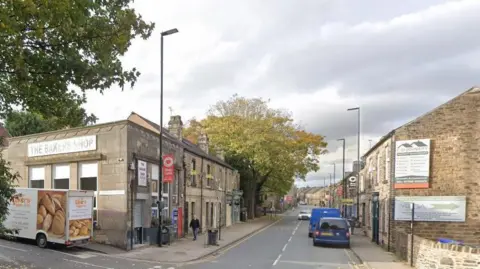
(128, 112, 233, 169)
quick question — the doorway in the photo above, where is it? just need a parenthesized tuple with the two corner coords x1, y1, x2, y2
(133, 200, 145, 245)
(371, 193, 380, 244)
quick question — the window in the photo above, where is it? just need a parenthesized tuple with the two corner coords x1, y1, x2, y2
(79, 162, 98, 218)
(162, 182, 168, 194)
(151, 164, 159, 196)
(53, 164, 70, 189)
(318, 219, 348, 230)
(191, 159, 197, 187)
(206, 164, 211, 187)
(29, 166, 45, 188)
(385, 146, 390, 182)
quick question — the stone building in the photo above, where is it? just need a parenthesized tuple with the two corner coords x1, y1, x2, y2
(131, 113, 242, 233)
(4, 112, 242, 250)
(355, 86, 480, 250)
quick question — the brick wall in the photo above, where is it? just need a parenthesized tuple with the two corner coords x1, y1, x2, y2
(406, 234, 480, 269)
(393, 88, 480, 245)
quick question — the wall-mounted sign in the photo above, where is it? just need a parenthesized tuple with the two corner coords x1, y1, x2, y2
(28, 135, 97, 157)
(348, 176, 357, 188)
(394, 196, 466, 222)
(394, 139, 430, 189)
(162, 154, 174, 183)
(137, 160, 147, 186)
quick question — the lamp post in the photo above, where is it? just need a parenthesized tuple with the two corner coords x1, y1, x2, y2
(337, 138, 346, 217)
(347, 107, 360, 218)
(329, 173, 332, 207)
(332, 163, 336, 207)
(158, 28, 179, 247)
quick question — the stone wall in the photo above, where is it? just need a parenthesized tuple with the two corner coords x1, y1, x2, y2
(405, 234, 480, 269)
(393, 88, 480, 246)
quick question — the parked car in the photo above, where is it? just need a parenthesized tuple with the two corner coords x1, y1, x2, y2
(312, 217, 350, 248)
(308, 208, 341, 237)
(298, 210, 311, 220)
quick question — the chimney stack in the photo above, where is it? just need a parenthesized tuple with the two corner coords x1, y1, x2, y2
(198, 132, 209, 154)
(215, 146, 225, 161)
(168, 115, 183, 140)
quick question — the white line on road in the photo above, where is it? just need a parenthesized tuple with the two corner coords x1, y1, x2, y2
(273, 254, 282, 266)
(282, 243, 288, 252)
(288, 236, 292, 242)
(0, 244, 27, 252)
(63, 259, 114, 269)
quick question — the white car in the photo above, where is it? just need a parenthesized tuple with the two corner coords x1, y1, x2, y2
(298, 210, 311, 220)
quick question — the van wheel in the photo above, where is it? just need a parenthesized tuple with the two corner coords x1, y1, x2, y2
(36, 234, 47, 248)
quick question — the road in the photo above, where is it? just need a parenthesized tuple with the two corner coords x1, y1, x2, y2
(0, 238, 174, 269)
(0, 206, 359, 269)
(184, 206, 361, 269)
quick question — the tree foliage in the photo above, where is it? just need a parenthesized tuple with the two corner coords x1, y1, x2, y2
(0, 0, 154, 235)
(0, 0, 154, 118)
(184, 95, 328, 216)
(5, 108, 97, 137)
(0, 137, 18, 235)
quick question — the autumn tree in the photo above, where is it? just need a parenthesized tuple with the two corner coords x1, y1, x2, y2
(0, 0, 154, 235)
(184, 95, 328, 218)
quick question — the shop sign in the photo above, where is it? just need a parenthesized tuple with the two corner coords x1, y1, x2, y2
(28, 135, 96, 157)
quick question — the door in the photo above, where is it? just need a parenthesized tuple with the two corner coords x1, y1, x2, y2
(372, 199, 380, 244)
(184, 201, 189, 236)
(134, 200, 144, 244)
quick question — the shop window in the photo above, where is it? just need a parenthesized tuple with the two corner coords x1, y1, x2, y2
(162, 182, 168, 194)
(79, 162, 98, 219)
(29, 166, 45, 188)
(53, 164, 70, 189)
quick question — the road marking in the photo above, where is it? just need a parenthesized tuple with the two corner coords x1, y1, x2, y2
(282, 243, 287, 252)
(0, 244, 27, 252)
(63, 258, 114, 269)
(288, 236, 292, 242)
(273, 254, 282, 266)
(49, 249, 97, 259)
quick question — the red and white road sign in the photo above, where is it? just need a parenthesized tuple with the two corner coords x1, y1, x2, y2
(162, 154, 175, 183)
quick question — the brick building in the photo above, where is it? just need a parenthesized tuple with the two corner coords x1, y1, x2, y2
(4, 112, 241, 250)
(355, 86, 480, 249)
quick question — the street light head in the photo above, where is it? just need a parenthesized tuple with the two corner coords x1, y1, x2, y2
(337, 138, 345, 141)
(161, 28, 179, 36)
(347, 107, 360, 111)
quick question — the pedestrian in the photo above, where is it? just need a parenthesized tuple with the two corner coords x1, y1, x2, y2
(189, 215, 200, 241)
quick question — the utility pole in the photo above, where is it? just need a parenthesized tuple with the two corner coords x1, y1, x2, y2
(348, 107, 361, 218)
(337, 138, 346, 217)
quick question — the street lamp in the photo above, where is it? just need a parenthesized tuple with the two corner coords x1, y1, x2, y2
(347, 107, 360, 219)
(331, 163, 336, 207)
(337, 138, 346, 217)
(329, 173, 332, 207)
(158, 28, 179, 247)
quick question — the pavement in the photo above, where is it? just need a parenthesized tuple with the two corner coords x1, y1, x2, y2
(350, 234, 412, 269)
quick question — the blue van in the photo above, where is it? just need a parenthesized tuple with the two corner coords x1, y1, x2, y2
(308, 208, 341, 237)
(313, 217, 350, 247)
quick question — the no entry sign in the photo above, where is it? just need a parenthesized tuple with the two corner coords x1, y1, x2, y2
(162, 154, 175, 183)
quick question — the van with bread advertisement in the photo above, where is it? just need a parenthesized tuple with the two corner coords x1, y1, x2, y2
(4, 188, 94, 248)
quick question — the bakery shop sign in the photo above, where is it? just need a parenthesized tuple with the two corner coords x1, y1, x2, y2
(28, 135, 97, 157)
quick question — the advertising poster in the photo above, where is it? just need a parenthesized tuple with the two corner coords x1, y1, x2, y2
(394, 139, 431, 189)
(6, 189, 37, 238)
(68, 196, 93, 240)
(37, 190, 67, 240)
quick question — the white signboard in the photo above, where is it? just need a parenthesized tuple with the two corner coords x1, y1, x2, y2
(394, 196, 466, 222)
(68, 196, 93, 220)
(28, 135, 97, 157)
(137, 160, 147, 186)
(394, 139, 430, 188)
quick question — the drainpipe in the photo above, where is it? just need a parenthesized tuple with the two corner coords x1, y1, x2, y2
(130, 153, 137, 251)
(183, 157, 187, 238)
(200, 158, 204, 233)
(387, 134, 396, 252)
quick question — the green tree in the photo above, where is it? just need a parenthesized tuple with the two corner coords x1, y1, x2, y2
(5, 107, 98, 137)
(0, 137, 19, 235)
(184, 95, 328, 218)
(0, 0, 154, 235)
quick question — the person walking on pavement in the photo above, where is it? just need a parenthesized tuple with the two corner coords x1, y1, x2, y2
(190, 215, 200, 241)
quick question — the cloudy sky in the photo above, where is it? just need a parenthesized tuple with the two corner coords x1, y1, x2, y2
(83, 0, 479, 187)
